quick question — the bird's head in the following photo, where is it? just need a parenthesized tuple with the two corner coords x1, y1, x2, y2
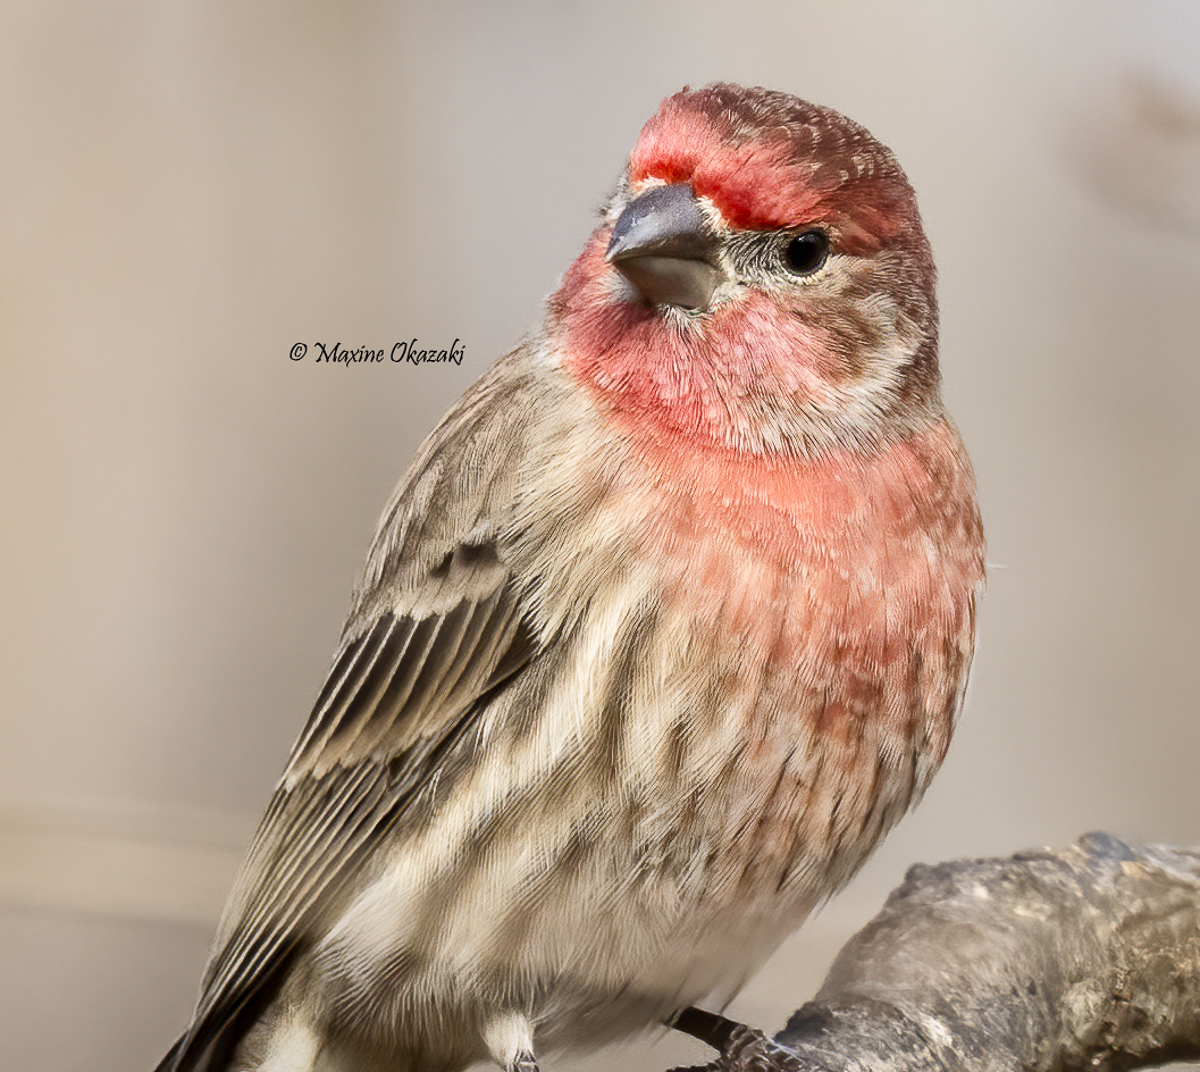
(552, 83, 942, 459)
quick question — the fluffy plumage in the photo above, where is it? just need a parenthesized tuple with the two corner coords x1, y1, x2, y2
(157, 83, 984, 1072)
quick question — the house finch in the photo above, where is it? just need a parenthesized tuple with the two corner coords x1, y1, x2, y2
(158, 83, 984, 1072)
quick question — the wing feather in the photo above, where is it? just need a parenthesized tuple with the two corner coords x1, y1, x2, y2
(163, 350, 552, 1072)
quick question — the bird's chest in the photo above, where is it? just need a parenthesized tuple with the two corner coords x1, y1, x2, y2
(608, 433, 978, 900)
(633, 436, 953, 703)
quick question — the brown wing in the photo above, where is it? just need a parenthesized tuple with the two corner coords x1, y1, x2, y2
(160, 350, 547, 1072)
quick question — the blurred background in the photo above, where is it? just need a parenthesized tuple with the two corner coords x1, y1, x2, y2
(3, 2, 1200, 1070)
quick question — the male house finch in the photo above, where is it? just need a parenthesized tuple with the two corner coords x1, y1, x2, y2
(158, 83, 984, 1072)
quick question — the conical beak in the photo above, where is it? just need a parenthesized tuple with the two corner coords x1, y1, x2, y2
(605, 184, 723, 311)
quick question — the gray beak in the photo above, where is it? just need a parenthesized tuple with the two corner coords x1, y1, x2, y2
(605, 184, 722, 311)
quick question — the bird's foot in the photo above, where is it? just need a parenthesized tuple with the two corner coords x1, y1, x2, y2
(508, 1052, 540, 1072)
(486, 1010, 540, 1072)
(668, 1007, 799, 1072)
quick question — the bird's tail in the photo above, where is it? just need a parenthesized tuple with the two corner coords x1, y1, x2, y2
(153, 1033, 189, 1072)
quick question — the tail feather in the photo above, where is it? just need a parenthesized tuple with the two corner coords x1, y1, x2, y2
(154, 1034, 189, 1072)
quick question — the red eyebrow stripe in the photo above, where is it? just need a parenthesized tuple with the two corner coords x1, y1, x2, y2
(627, 85, 911, 251)
(629, 111, 813, 229)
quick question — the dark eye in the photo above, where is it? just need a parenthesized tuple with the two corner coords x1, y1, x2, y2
(782, 230, 830, 275)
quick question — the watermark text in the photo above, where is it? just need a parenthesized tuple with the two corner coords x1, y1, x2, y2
(289, 339, 465, 366)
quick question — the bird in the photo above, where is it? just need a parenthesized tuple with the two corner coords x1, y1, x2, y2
(157, 82, 985, 1072)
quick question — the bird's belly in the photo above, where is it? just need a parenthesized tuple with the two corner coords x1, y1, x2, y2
(313, 559, 935, 1056)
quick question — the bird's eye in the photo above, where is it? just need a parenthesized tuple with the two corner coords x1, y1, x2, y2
(782, 231, 830, 276)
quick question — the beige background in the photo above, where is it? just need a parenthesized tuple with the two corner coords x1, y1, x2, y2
(2, 3, 1200, 1071)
